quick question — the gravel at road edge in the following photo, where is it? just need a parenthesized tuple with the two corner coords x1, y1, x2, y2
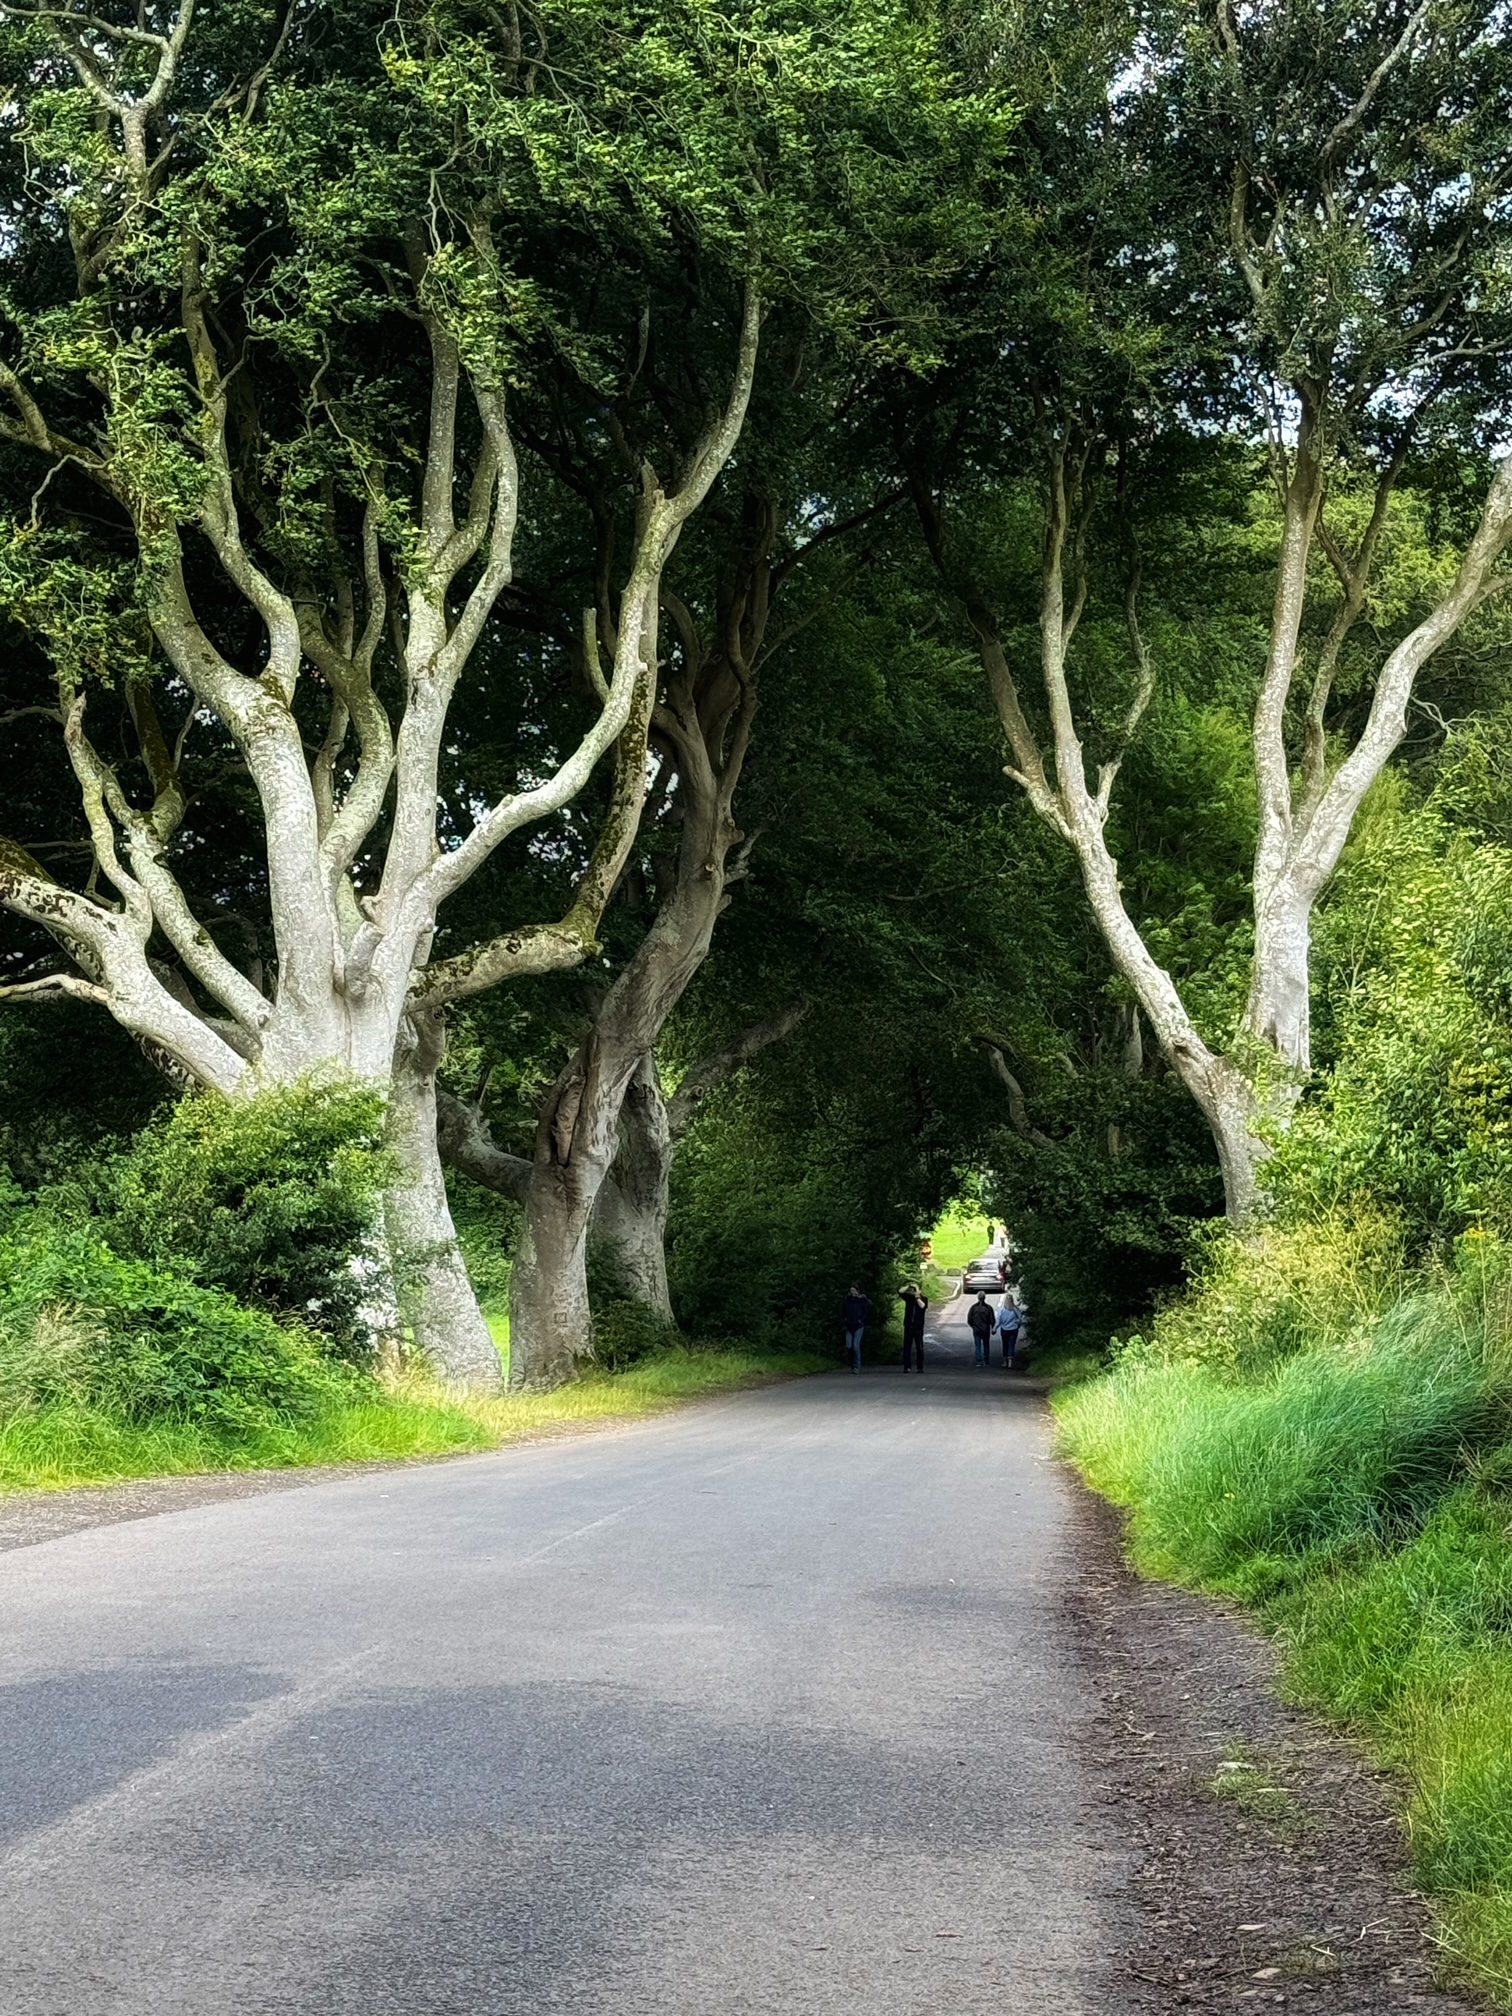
(1069, 1484, 1484, 2014)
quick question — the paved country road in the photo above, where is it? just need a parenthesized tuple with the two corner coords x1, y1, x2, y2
(0, 1304, 1129, 2015)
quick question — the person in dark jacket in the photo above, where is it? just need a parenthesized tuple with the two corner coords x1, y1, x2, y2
(967, 1291, 995, 1366)
(842, 1285, 870, 1374)
(899, 1282, 929, 1372)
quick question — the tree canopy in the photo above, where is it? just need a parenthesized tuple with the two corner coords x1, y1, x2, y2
(4, 0, 1512, 1390)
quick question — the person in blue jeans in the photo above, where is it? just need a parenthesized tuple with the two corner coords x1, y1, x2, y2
(997, 1294, 1023, 1368)
(967, 1292, 995, 1366)
(842, 1285, 870, 1373)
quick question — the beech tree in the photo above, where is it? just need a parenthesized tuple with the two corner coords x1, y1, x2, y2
(906, 0, 1512, 1218)
(0, 0, 800, 1385)
(422, 9, 996, 1384)
(435, 485, 822, 1380)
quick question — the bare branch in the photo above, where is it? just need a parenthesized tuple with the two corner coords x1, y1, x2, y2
(435, 1086, 532, 1201)
(979, 1043, 1055, 1149)
(1095, 556, 1157, 820)
(0, 971, 108, 1006)
(1295, 458, 1512, 903)
(1319, 0, 1432, 163)
(413, 284, 761, 916)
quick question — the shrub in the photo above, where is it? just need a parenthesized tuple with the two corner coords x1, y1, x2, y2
(1139, 1210, 1408, 1380)
(0, 1223, 345, 1429)
(57, 1078, 389, 1358)
(590, 1298, 681, 1371)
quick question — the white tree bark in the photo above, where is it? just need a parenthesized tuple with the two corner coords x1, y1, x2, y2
(590, 998, 810, 1321)
(592, 1054, 676, 1325)
(386, 1012, 504, 1389)
(505, 499, 778, 1387)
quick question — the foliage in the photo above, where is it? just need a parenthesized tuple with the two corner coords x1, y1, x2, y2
(588, 1296, 686, 1371)
(448, 1173, 518, 1314)
(0, 1003, 163, 1187)
(53, 1080, 390, 1357)
(0, 1221, 346, 1430)
(668, 1075, 905, 1351)
(1270, 779, 1512, 1249)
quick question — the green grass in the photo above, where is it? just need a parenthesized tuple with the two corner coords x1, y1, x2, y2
(0, 1343, 830, 1495)
(926, 1206, 997, 1273)
(1054, 1294, 1512, 2005)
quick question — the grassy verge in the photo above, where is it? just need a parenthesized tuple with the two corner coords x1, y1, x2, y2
(1053, 1243, 1512, 2005)
(0, 1343, 831, 1495)
(926, 1206, 996, 1274)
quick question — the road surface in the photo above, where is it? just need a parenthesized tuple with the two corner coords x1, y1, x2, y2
(0, 1295, 1130, 2014)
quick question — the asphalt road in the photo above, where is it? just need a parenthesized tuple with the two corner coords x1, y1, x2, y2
(0, 1294, 1131, 2015)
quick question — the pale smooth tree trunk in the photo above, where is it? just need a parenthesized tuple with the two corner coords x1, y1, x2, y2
(507, 632, 759, 1385)
(920, 430, 1512, 1224)
(386, 1014, 504, 1388)
(589, 999, 811, 1319)
(592, 1053, 675, 1324)
(509, 1155, 601, 1389)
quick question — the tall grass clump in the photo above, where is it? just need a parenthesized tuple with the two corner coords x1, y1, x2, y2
(1061, 1288, 1509, 1596)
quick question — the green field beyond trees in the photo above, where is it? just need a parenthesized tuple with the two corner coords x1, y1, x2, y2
(7, 0, 1512, 1993)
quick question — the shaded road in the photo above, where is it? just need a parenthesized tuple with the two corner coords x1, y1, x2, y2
(0, 1301, 1130, 2014)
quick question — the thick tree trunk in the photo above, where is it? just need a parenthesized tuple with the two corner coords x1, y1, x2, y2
(508, 770, 736, 1386)
(1186, 1058, 1270, 1225)
(509, 1153, 599, 1390)
(591, 1053, 674, 1323)
(1244, 880, 1313, 1077)
(385, 1016, 503, 1392)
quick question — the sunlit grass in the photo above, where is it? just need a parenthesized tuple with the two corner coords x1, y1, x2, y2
(927, 1205, 997, 1272)
(0, 1344, 829, 1495)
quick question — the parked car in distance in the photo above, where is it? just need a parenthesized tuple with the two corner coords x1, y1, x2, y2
(960, 1255, 1008, 1294)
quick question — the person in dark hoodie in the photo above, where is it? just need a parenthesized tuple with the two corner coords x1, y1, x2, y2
(842, 1285, 870, 1374)
(899, 1282, 929, 1373)
(967, 1290, 995, 1367)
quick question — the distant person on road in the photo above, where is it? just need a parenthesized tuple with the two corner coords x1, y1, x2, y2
(899, 1282, 929, 1373)
(842, 1285, 871, 1374)
(967, 1291, 995, 1367)
(997, 1293, 1023, 1370)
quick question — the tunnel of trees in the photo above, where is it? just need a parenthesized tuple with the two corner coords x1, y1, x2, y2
(4, 0, 1512, 1392)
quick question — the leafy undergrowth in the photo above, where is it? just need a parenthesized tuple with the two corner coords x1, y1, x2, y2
(0, 1345, 830, 1495)
(1054, 1223, 1512, 2005)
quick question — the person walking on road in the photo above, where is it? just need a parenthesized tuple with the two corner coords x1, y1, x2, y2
(842, 1285, 871, 1374)
(967, 1291, 995, 1367)
(997, 1292, 1023, 1370)
(899, 1282, 929, 1372)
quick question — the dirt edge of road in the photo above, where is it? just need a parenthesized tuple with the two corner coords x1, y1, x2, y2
(1067, 1480, 1486, 2014)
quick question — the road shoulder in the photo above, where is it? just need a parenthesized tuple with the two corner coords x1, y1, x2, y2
(1068, 1483, 1482, 2013)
